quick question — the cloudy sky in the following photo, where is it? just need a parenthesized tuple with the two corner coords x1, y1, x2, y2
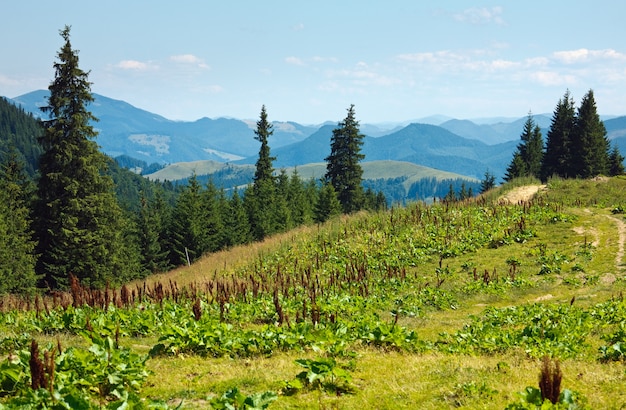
(2, 1, 625, 124)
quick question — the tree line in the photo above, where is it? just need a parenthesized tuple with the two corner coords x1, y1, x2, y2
(505, 90, 625, 182)
(0, 26, 384, 294)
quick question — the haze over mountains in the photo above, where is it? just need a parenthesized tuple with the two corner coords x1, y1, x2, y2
(8, 90, 626, 182)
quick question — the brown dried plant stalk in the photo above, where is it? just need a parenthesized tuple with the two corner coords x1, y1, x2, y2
(539, 355, 562, 404)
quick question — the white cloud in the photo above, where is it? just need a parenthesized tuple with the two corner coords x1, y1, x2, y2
(291, 23, 304, 31)
(524, 57, 550, 67)
(553, 48, 626, 64)
(170, 54, 210, 69)
(489, 59, 517, 70)
(453, 7, 505, 25)
(115, 60, 156, 71)
(397, 50, 517, 73)
(285, 56, 305, 66)
(397, 50, 466, 65)
(529, 71, 578, 87)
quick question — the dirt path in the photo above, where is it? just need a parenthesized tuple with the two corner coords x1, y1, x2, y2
(499, 184, 546, 204)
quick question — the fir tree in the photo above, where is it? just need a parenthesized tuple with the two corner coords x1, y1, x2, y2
(226, 188, 252, 246)
(249, 105, 277, 240)
(274, 169, 294, 232)
(0, 151, 39, 294)
(33, 26, 134, 289)
(443, 183, 457, 202)
(504, 152, 525, 182)
(505, 113, 544, 181)
(168, 175, 207, 266)
(314, 182, 342, 223)
(571, 89, 611, 178)
(202, 179, 226, 253)
(136, 192, 171, 275)
(609, 146, 625, 176)
(287, 168, 313, 226)
(324, 105, 365, 213)
(541, 90, 576, 180)
(479, 171, 496, 194)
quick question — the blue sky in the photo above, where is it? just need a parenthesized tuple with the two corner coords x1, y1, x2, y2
(2, 1, 625, 124)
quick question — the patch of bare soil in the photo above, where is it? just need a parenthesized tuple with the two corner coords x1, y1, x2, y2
(499, 185, 546, 204)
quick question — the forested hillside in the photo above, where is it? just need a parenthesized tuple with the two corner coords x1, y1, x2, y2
(0, 28, 390, 294)
(0, 92, 387, 292)
(0, 97, 43, 176)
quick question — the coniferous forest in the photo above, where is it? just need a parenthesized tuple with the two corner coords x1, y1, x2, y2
(0, 27, 386, 294)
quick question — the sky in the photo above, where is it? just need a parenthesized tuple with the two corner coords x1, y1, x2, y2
(2, 1, 626, 124)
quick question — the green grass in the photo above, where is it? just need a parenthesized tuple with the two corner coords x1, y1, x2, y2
(3, 177, 626, 409)
(145, 159, 475, 184)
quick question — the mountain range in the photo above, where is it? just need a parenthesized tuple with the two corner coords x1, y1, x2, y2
(7, 90, 626, 182)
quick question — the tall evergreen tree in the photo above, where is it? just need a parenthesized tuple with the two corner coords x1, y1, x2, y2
(226, 188, 252, 247)
(541, 90, 576, 180)
(248, 105, 277, 240)
(609, 146, 625, 176)
(202, 179, 226, 253)
(505, 113, 544, 181)
(324, 105, 365, 213)
(479, 171, 496, 194)
(33, 26, 134, 289)
(504, 153, 525, 182)
(571, 89, 611, 178)
(253, 105, 275, 186)
(136, 192, 171, 275)
(314, 182, 342, 223)
(287, 169, 313, 226)
(168, 175, 207, 266)
(0, 151, 39, 294)
(274, 169, 294, 232)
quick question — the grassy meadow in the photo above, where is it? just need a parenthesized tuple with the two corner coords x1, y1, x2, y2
(1, 176, 626, 409)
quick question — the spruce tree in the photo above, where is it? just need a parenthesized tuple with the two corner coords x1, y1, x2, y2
(314, 182, 342, 223)
(168, 175, 207, 266)
(202, 179, 226, 253)
(34, 26, 133, 289)
(571, 89, 610, 178)
(0, 151, 39, 294)
(287, 168, 312, 226)
(136, 192, 171, 275)
(479, 171, 496, 194)
(541, 91, 576, 180)
(505, 113, 544, 181)
(324, 105, 365, 213)
(274, 169, 294, 232)
(524, 116, 544, 178)
(609, 146, 625, 176)
(249, 105, 277, 240)
(226, 188, 252, 246)
(504, 152, 525, 182)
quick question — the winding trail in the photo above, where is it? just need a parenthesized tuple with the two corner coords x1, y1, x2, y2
(500, 184, 625, 276)
(499, 185, 546, 204)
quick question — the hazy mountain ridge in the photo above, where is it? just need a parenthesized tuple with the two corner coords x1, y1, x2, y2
(7, 90, 626, 181)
